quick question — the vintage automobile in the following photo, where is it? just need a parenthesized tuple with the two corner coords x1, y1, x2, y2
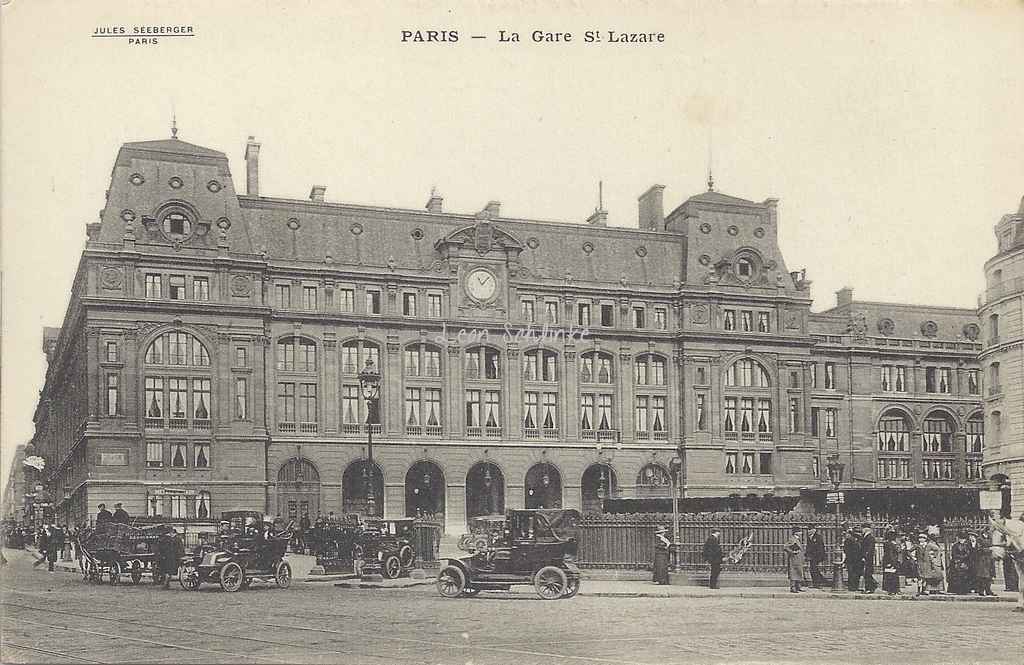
(310, 515, 363, 572)
(359, 517, 417, 579)
(457, 514, 508, 554)
(178, 511, 293, 592)
(437, 509, 581, 600)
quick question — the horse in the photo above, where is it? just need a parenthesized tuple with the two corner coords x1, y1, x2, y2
(989, 514, 1024, 612)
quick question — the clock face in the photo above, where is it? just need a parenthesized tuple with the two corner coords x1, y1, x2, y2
(466, 268, 497, 301)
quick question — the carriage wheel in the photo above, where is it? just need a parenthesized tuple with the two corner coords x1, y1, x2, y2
(178, 564, 200, 591)
(534, 566, 567, 600)
(382, 554, 401, 579)
(398, 544, 415, 569)
(219, 562, 244, 592)
(108, 561, 122, 586)
(436, 565, 465, 598)
(275, 561, 292, 589)
(562, 575, 580, 599)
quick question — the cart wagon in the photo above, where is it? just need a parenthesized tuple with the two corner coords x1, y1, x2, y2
(79, 522, 178, 585)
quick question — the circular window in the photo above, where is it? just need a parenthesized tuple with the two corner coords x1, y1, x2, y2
(698, 254, 712, 266)
(411, 228, 425, 240)
(582, 242, 595, 255)
(129, 173, 145, 186)
(160, 210, 192, 239)
(207, 180, 222, 193)
(699, 223, 712, 234)
(168, 176, 184, 189)
(754, 227, 765, 238)
(727, 225, 739, 236)
(350, 223, 363, 236)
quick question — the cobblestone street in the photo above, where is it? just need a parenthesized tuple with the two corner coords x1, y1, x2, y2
(1, 551, 1021, 664)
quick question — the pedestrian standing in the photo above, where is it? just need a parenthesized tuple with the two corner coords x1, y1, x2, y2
(806, 526, 827, 588)
(920, 533, 944, 595)
(155, 529, 181, 589)
(702, 528, 724, 590)
(112, 503, 130, 524)
(881, 530, 901, 595)
(843, 527, 862, 592)
(46, 524, 62, 572)
(785, 527, 806, 593)
(949, 531, 972, 594)
(860, 525, 878, 593)
(972, 533, 996, 597)
(298, 512, 311, 554)
(96, 504, 113, 524)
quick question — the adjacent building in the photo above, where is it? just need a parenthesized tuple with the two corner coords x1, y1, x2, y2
(979, 197, 1024, 517)
(29, 132, 986, 533)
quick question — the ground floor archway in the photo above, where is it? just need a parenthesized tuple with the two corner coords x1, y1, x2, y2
(466, 462, 504, 520)
(406, 460, 445, 519)
(581, 463, 618, 514)
(525, 462, 562, 509)
(342, 459, 384, 517)
(276, 457, 321, 522)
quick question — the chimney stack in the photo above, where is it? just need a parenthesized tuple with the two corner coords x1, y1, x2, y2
(309, 185, 326, 202)
(426, 188, 443, 213)
(586, 209, 608, 226)
(483, 201, 501, 218)
(836, 286, 854, 308)
(638, 185, 665, 230)
(244, 136, 261, 196)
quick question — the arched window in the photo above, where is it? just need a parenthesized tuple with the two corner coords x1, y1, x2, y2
(523, 349, 558, 382)
(725, 359, 771, 388)
(988, 314, 999, 341)
(966, 413, 984, 454)
(635, 354, 669, 442)
(196, 491, 211, 520)
(922, 412, 955, 453)
(341, 340, 380, 375)
(523, 349, 559, 440)
(277, 337, 317, 372)
(989, 362, 1000, 393)
(143, 331, 213, 434)
(404, 343, 443, 378)
(145, 332, 210, 367)
(340, 341, 382, 434)
(877, 409, 911, 452)
(464, 346, 501, 381)
(634, 354, 666, 386)
(723, 358, 772, 442)
(404, 343, 444, 437)
(464, 346, 502, 437)
(580, 351, 614, 384)
(636, 463, 671, 494)
(277, 457, 321, 484)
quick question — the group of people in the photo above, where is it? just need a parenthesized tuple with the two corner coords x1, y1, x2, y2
(95, 502, 132, 524)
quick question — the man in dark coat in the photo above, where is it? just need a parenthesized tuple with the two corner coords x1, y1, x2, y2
(46, 524, 63, 572)
(843, 527, 863, 592)
(112, 503, 130, 524)
(155, 530, 183, 589)
(806, 526, 827, 587)
(860, 525, 878, 593)
(703, 528, 724, 589)
(95, 504, 113, 524)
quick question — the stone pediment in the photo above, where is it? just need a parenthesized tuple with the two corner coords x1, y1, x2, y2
(434, 220, 525, 260)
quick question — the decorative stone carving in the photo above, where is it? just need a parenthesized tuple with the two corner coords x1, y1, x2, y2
(230, 275, 252, 297)
(920, 320, 938, 338)
(100, 267, 123, 290)
(962, 323, 980, 341)
(582, 242, 595, 255)
(754, 227, 765, 238)
(527, 237, 540, 249)
(635, 246, 647, 257)
(784, 310, 799, 330)
(699, 223, 712, 234)
(206, 180, 222, 193)
(847, 312, 867, 340)
(691, 304, 709, 325)
(877, 318, 895, 336)
(698, 254, 712, 266)
(168, 176, 183, 189)
(727, 225, 739, 236)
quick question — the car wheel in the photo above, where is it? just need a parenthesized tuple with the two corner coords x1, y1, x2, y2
(563, 575, 580, 599)
(398, 544, 415, 569)
(382, 554, 401, 579)
(178, 564, 200, 591)
(275, 561, 292, 589)
(130, 563, 143, 585)
(81, 562, 91, 583)
(437, 565, 465, 598)
(108, 561, 121, 586)
(219, 562, 244, 592)
(534, 565, 567, 600)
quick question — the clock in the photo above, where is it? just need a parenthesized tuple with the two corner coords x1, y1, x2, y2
(465, 267, 498, 302)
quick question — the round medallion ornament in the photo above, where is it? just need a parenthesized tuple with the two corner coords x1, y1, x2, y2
(877, 318, 895, 336)
(206, 180, 222, 193)
(100, 267, 123, 290)
(920, 320, 938, 338)
(698, 254, 712, 266)
(286, 218, 301, 231)
(635, 246, 648, 258)
(527, 237, 540, 249)
(727, 225, 739, 236)
(129, 173, 145, 186)
(582, 242, 595, 255)
(230, 275, 253, 297)
(754, 227, 765, 238)
(350, 223, 363, 236)
(411, 228, 424, 240)
(699, 223, 712, 234)
(120, 209, 136, 223)
(168, 176, 184, 189)
(962, 323, 980, 341)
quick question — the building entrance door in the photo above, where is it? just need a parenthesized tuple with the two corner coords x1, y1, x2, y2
(581, 463, 617, 513)
(405, 460, 445, 519)
(466, 462, 504, 521)
(277, 457, 321, 521)
(525, 462, 562, 509)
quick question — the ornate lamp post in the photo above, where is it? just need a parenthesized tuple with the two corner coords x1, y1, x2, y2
(825, 454, 846, 591)
(358, 358, 381, 517)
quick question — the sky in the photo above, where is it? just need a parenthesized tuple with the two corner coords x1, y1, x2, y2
(2, 1, 1022, 488)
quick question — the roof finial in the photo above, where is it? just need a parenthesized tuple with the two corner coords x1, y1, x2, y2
(171, 113, 178, 139)
(430, 185, 437, 198)
(707, 126, 714, 191)
(707, 168, 714, 192)
(597, 180, 604, 212)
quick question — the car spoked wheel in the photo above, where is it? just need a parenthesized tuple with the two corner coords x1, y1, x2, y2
(219, 562, 244, 592)
(436, 565, 465, 598)
(382, 554, 401, 579)
(398, 544, 415, 569)
(108, 561, 121, 586)
(562, 575, 580, 599)
(275, 561, 292, 589)
(534, 565, 567, 600)
(178, 564, 200, 591)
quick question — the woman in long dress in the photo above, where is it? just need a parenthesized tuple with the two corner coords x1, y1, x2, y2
(881, 531, 901, 595)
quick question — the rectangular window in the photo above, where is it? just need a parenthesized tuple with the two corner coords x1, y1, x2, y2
(724, 310, 736, 331)
(634, 361, 647, 386)
(789, 371, 800, 389)
(324, 288, 334, 309)
(742, 452, 755, 474)
(403, 292, 417, 316)
(106, 341, 119, 362)
(146, 442, 163, 468)
(404, 349, 421, 376)
(578, 303, 591, 327)
(523, 353, 538, 381)
(654, 308, 667, 330)
(342, 385, 361, 425)
(235, 378, 248, 420)
(759, 453, 773, 475)
(278, 383, 296, 423)
(303, 285, 318, 311)
(925, 367, 937, 393)
(894, 366, 906, 392)
(741, 311, 753, 332)
(652, 397, 666, 434)
(194, 442, 210, 468)
(724, 397, 737, 433)
(521, 299, 535, 322)
(597, 394, 613, 430)
(145, 377, 164, 418)
(824, 408, 837, 438)
(425, 349, 441, 377)
(632, 307, 645, 328)
(757, 399, 772, 433)
(545, 301, 558, 324)
(106, 374, 118, 416)
(740, 398, 754, 433)
(635, 396, 649, 434)
(824, 363, 836, 390)
(193, 379, 211, 420)
(810, 407, 819, 436)
(466, 390, 481, 427)
(938, 368, 951, 394)
(405, 388, 421, 428)
(276, 284, 291, 309)
(812, 456, 820, 479)
(881, 366, 892, 392)
(168, 378, 188, 418)
(580, 393, 594, 431)
(424, 388, 442, 428)
(145, 273, 162, 298)
(542, 392, 558, 431)
(967, 369, 980, 395)
(169, 275, 186, 300)
(427, 293, 443, 318)
(193, 277, 210, 301)
(695, 367, 707, 385)
(484, 391, 501, 429)
(725, 452, 737, 474)
(299, 384, 317, 423)
(789, 398, 801, 433)
(809, 363, 818, 389)
(170, 442, 187, 468)
(542, 353, 557, 382)
(695, 393, 707, 431)
(339, 288, 355, 313)
(600, 304, 614, 327)
(757, 312, 770, 333)
(168, 492, 188, 518)
(365, 290, 381, 314)
(524, 391, 539, 430)
(235, 347, 247, 367)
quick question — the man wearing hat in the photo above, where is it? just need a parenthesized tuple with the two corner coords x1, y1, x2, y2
(860, 524, 878, 593)
(786, 527, 806, 593)
(112, 503, 130, 524)
(653, 527, 672, 585)
(95, 503, 113, 524)
(703, 528, 724, 589)
(842, 526, 863, 592)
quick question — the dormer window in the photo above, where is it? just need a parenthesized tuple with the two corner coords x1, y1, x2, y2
(737, 257, 753, 279)
(162, 211, 192, 239)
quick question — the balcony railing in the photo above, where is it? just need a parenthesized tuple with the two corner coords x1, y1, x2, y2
(741, 432, 755, 442)
(299, 422, 318, 434)
(597, 429, 618, 442)
(145, 417, 163, 430)
(168, 418, 189, 431)
(485, 427, 502, 438)
(406, 425, 423, 436)
(653, 430, 668, 441)
(279, 422, 297, 433)
(342, 423, 361, 435)
(193, 419, 211, 431)
(725, 431, 738, 440)
(542, 428, 559, 439)
(524, 428, 540, 439)
(757, 432, 773, 442)
(425, 425, 443, 437)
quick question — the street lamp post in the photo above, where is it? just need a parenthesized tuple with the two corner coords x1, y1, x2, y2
(825, 454, 846, 591)
(358, 358, 381, 518)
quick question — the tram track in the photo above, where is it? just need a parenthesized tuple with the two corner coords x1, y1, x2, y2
(1, 641, 107, 663)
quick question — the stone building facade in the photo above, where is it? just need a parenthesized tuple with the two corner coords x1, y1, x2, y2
(979, 197, 1024, 517)
(30, 134, 986, 532)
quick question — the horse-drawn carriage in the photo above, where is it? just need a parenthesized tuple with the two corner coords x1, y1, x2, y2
(178, 511, 293, 592)
(79, 521, 178, 585)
